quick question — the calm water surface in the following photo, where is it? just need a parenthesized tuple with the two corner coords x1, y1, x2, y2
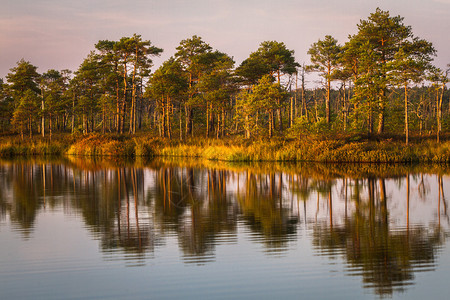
(0, 158, 449, 299)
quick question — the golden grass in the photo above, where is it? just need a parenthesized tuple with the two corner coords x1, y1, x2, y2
(1, 133, 449, 163)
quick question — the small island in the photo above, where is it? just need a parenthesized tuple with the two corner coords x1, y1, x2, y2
(0, 8, 449, 163)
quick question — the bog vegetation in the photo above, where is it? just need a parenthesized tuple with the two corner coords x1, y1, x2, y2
(0, 8, 449, 162)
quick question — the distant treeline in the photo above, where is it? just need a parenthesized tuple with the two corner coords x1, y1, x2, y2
(0, 8, 449, 144)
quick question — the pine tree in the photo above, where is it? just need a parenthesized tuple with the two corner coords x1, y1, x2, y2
(308, 35, 342, 124)
(11, 90, 39, 139)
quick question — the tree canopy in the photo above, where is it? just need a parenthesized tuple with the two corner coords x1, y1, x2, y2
(0, 9, 448, 143)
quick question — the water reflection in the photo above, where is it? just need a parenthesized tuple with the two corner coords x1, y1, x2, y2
(312, 177, 446, 295)
(237, 171, 299, 253)
(0, 158, 449, 296)
(151, 167, 238, 263)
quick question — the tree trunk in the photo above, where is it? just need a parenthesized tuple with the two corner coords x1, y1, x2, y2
(245, 114, 250, 139)
(290, 96, 294, 127)
(269, 110, 273, 138)
(377, 91, 385, 134)
(166, 95, 171, 139)
(116, 76, 121, 133)
(277, 104, 283, 132)
(185, 104, 193, 137)
(326, 73, 331, 124)
(71, 96, 75, 134)
(314, 89, 319, 123)
(158, 110, 162, 137)
(120, 101, 127, 134)
(343, 81, 347, 131)
(190, 109, 194, 137)
(216, 112, 220, 139)
(206, 101, 209, 138)
(277, 70, 283, 132)
(63, 111, 67, 132)
(91, 110, 94, 133)
(301, 66, 306, 118)
(102, 101, 106, 134)
(185, 72, 193, 136)
(122, 58, 128, 135)
(294, 71, 298, 118)
(179, 104, 183, 141)
(211, 104, 215, 136)
(130, 46, 138, 135)
(130, 93, 135, 134)
(82, 114, 86, 134)
(41, 88, 45, 138)
(161, 96, 166, 137)
(448, 93, 450, 115)
(221, 108, 225, 137)
(153, 108, 157, 131)
(405, 83, 409, 145)
(437, 84, 444, 143)
(49, 114, 52, 142)
(29, 116, 32, 139)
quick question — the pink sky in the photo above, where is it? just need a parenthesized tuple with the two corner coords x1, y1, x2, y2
(1, 0, 449, 87)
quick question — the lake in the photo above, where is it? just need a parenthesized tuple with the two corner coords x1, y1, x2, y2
(0, 157, 449, 299)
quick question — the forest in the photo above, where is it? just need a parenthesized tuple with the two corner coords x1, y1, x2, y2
(0, 8, 449, 160)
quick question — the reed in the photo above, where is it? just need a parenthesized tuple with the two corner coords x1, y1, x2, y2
(153, 138, 450, 163)
(1, 133, 449, 163)
(0, 137, 68, 156)
(67, 134, 135, 157)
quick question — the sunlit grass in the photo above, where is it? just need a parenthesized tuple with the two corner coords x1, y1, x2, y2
(0, 135, 69, 156)
(0, 133, 449, 163)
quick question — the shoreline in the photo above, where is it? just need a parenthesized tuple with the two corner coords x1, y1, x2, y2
(0, 133, 449, 164)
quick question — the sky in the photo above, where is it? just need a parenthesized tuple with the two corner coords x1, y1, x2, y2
(1, 0, 449, 85)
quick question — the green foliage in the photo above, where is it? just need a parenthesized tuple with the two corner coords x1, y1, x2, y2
(235, 75, 287, 138)
(308, 35, 341, 77)
(6, 59, 40, 101)
(0, 10, 448, 150)
(341, 8, 435, 136)
(308, 35, 342, 123)
(11, 90, 40, 138)
(288, 116, 333, 137)
(235, 55, 270, 86)
(0, 79, 13, 132)
(236, 40, 299, 86)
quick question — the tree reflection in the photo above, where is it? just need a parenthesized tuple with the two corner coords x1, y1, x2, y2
(2, 163, 47, 237)
(438, 175, 449, 226)
(100, 168, 156, 263)
(0, 158, 448, 294)
(150, 167, 238, 263)
(312, 177, 445, 296)
(237, 171, 299, 253)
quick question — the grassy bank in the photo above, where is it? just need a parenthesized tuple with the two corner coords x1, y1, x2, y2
(158, 138, 450, 163)
(0, 133, 449, 163)
(0, 136, 70, 156)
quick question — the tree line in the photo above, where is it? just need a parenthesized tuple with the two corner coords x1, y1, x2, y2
(0, 8, 449, 143)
